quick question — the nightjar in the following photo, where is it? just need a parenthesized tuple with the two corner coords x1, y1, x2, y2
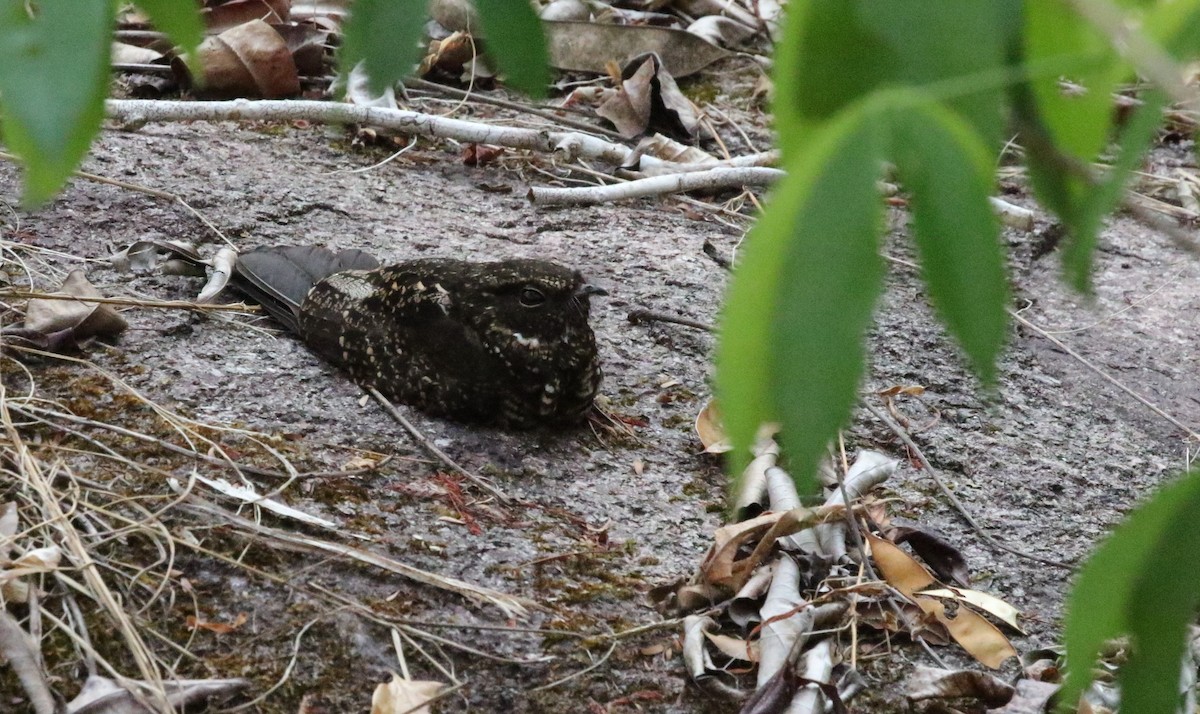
(233, 246, 604, 427)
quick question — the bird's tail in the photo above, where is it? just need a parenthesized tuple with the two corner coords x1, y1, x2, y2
(233, 246, 380, 333)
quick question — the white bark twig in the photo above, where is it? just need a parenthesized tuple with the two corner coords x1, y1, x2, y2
(107, 98, 631, 164)
(528, 166, 785, 205)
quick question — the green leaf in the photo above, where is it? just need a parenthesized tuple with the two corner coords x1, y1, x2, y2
(1061, 469, 1200, 713)
(1024, 1, 1126, 163)
(473, 0, 549, 98)
(889, 99, 1008, 386)
(132, 0, 202, 58)
(339, 0, 428, 95)
(0, 0, 114, 206)
(1063, 90, 1167, 289)
(775, 0, 1015, 160)
(717, 99, 885, 494)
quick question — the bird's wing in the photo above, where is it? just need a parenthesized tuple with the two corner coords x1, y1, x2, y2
(234, 246, 380, 333)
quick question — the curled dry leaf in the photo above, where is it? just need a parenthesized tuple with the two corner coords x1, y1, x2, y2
(625, 133, 719, 173)
(695, 398, 731, 453)
(111, 41, 163, 64)
(597, 52, 698, 139)
(704, 630, 759, 662)
(191, 19, 301, 98)
(420, 31, 476, 77)
(918, 587, 1025, 634)
(905, 666, 1014, 708)
(370, 673, 445, 714)
(110, 239, 205, 275)
(878, 384, 927, 398)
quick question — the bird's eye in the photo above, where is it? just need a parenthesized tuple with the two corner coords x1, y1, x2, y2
(519, 286, 546, 307)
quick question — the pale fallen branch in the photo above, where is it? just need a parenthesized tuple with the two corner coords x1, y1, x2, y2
(988, 197, 1036, 230)
(528, 166, 784, 205)
(107, 98, 632, 164)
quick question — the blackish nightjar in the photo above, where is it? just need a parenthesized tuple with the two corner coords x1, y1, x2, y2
(232, 246, 604, 427)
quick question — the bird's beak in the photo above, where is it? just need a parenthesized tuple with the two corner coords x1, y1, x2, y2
(575, 284, 608, 298)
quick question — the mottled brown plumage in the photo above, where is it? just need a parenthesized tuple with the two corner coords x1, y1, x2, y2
(233, 246, 603, 427)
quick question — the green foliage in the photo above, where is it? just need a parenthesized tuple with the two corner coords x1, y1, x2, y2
(715, 0, 1200, 710)
(0, 0, 115, 206)
(717, 97, 886, 486)
(1060, 468, 1200, 713)
(341, 0, 548, 97)
(0, 0, 550, 204)
(471, 0, 549, 98)
(338, 0, 429, 96)
(0, 0, 200, 206)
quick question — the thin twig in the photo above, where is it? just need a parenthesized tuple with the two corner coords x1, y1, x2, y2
(405, 77, 624, 140)
(0, 290, 259, 313)
(860, 399, 1072, 569)
(627, 308, 715, 332)
(1011, 310, 1200, 441)
(366, 387, 511, 504)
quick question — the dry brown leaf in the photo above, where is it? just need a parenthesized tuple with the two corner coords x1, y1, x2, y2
(371, 673, 445, 714)
(9, 270, 130, 353)
(919, 587, 1024, 634)
(905, 665, 1014, 707)
(878, 384, 927, 397)
(193, 19, 300, 97)
(596, 53, 698, 139)
(695, 398, 731, 453)
(544, 20, 731, 78)
(868, 534, 1017, 668)
(699, 511, 778, 589)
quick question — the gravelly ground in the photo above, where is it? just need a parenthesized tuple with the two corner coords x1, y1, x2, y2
(1, 97, 1198, 712)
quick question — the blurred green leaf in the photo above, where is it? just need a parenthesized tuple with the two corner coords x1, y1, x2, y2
(339, 0, 428, 95)
(1060, 468, 1200, 713)
(774, 0, 1015, 160)
(717, 99, 885, 494)
(0, 0, 114, 206)
(474, 0, 549, 98)
(1025, 2, 1126, 163)
(890, 99, 1008, 386)
(132, 0, 202, 58)
(1062, 89, 1167, 288)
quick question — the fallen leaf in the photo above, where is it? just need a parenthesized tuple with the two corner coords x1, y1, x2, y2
(868, 534, 1017, 668)
(370, 673, 445, 714)
(7, 270, 129, 353)
(905, 665, 1014, 707)
(544, 20, 731, 78)
(695, 398, 731, 453)
(191, 19, 300, 98)
(919, 586, 1024, 634)
(596, 53, 698, 139)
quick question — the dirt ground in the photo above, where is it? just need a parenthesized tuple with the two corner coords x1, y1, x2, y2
(1, 78, 1199, 712)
